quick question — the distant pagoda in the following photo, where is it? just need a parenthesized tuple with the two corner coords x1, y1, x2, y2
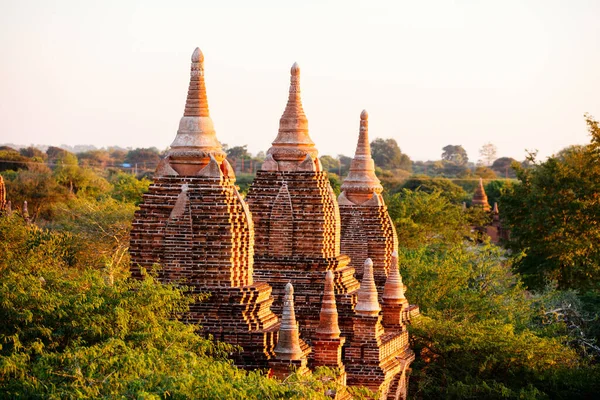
(472, 177, 491, 211)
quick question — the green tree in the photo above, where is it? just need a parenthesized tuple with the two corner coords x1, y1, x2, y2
(124, 147, 161, 169)
(386, 189, 478, 248)
(1, 168, 66, 220)
(442, 145, 469, 166)
(0, 214, 343, 399)
(371, 138, 412, 171)
(320, 155, 340, 173)
(491, 157, 518, 178)
(109, 171, 150, 205)
(400, 175, 468, 204)
(474, 166, 497, 179)
(501, 115, 600, 290)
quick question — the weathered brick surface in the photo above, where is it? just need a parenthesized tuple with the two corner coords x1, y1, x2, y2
(246, 170, 360, 342)
(339, 202, 398, 290)
(130, 175, 280, 368)
(129, 52, 418, 397)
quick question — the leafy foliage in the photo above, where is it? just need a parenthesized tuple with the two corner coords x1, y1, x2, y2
(501, 115, 600, 290)
(370, 138, 412, 171)
(0, 214, 336, 399)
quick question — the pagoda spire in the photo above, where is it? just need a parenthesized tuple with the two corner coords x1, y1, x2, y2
(382, 251, 406, 304)
(274, 282, 303, 360)
(316, 270, 341, 339)
(168, 47, 225, 164)
(472, 178, 491, 211)
(266, 63, 318, 165)
(355, 258, 381, 316)
(340, 110, 383, 201)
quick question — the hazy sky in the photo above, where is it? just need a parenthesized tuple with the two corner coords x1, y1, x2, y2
(1, 0, 599, 161)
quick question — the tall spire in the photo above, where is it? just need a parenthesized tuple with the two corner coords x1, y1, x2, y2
(266, 63, 318, 164)
(168, 47, 225, 164)
(355, 259, 381, 316)
(274, 282, 303, 360)
(316, 270, 341, 339)
(340, 110, 383, 203)
(382, 251, 406, 304)
(472, 178, 491, 211)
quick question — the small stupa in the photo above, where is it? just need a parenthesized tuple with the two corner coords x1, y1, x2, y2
(472, 177, 491, 211)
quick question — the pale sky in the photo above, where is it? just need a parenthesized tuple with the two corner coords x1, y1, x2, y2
(1, 0, 599, 162)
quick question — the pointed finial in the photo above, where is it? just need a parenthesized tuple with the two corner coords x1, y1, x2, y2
(291, 62, 300, 76)
(339, 110, 383, 202)
(383, 251, 406, 304)
(355, 258, 381, 316)
(493, 202, 499, 214)
(265, 62, 317, 168)
(191, 47, 204, 63)
(316, 270, 341, 339)
(167, 47, 226, 172)
(274, 282, 303, 360)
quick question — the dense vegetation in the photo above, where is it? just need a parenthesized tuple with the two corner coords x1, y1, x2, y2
(1, 115, 599, 398)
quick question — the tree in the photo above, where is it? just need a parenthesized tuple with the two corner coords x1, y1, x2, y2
(385, 189, 600, 399)
(0, 215, 344, 399)
(370, 138, 412, 171)
(491, 157, 518, 178)
(474, 166, 497, 179)
(400, 175, 468, 204)
(478, 142, 498, 166)
(124, 148, 161, 168)
(226, 145, 250, 160)
(385, 189, 474, 248)
(501, 114, 600, 290)
(1, 168, 66, 220)
(319, 155, 340, 173)
(109, 171, 151, 205)
(441, 145, 468, 166)
(338, 154, 352, 177)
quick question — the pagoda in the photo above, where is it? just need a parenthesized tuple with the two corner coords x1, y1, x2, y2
(338, 110, 398, 289)
(245, 63, 360, 341)
(472, 177, 491, 211)
(129, 48, 279, 368)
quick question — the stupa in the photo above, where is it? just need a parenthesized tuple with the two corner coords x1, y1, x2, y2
(129, 48, 279, 368)
(245, 63, 360, 341)
(129, 49, 418, 399)
(338, 110, 398, 289)
(472, 177, 491, 211)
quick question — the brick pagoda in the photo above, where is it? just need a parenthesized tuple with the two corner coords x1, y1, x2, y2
(130, 49, 418, 399)
(129, 48, 279, 368)
(338, 110, 398, 289)
(472, 177, 491, 211)
(245, 63, 360, 341)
